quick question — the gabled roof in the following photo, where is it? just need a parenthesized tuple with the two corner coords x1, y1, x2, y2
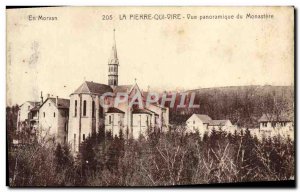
(49, 98, 70, 109)
(132, 108, 152, 115)
(73, 81, 113, 95)
(258, 114, 292, 122)
(113, 85, 133, 94)
(20, 101, 40, 107)
(30, 106, 40, 112)
(40, 97, 70, 109)
(208, 120, 230, 126)
(144, 108, 159, 116)
(106, 107, 125, 114)
(194, 114, 212, 124)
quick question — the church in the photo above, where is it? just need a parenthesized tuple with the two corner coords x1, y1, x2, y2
(67, 30, 169, 152)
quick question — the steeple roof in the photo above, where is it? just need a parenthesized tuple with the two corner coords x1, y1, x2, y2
(108, 29, 119, 65)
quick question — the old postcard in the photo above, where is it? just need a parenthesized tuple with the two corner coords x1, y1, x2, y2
(6, 6, 294, 187)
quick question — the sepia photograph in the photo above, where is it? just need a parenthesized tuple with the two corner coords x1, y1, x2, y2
(6, 6, 295, 187)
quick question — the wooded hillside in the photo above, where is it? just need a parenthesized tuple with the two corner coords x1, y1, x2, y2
(169, 85, 294, 127)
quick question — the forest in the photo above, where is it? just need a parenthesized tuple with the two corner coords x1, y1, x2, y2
(8, 127, 294, 186)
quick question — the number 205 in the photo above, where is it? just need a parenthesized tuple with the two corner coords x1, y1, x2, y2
(102, 15, 113, 20)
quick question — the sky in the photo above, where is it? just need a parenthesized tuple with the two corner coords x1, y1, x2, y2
(6, 7, 294, 106)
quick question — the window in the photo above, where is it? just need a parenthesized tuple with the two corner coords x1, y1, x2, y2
(262, 122, 267, 127)
(28, 106, 30, 111)
(109, 115, 112, 124)
(99, 105, 103, 117)
(49, 103, 51, 106)
(92, 101, 95, 118)
(64, 122, 67, 132)
(53, 112, 55, 117)
(74, 100, 77, 117)
(74, 134, 76, 149)
(83, 134, 85, 141)
(83, 100, 87, 116)
(65, 110, 69, 117)
(43, 112, 45, 117)
(193, 120, 195, 124)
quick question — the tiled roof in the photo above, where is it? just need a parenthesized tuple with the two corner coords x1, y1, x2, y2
(194, 114, 212, 124)
(30, 106, 40, 112)
(57, 98, 70, 109)
(208, 120, 230, 126)
(113, 85, 133, 94)
(132, 108, 152, 115)
(106, 107, 125, 114)
(73, 81, 113, 95)
(41, 97, 70, 109)
(258, 114, 292, 122)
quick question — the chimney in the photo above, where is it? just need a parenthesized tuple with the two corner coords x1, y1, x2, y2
(47, 93, 50, 98)
(40, 91, 44, 104)
(56, 96, 58, 106)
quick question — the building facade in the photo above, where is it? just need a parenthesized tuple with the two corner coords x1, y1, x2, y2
(258, 114, 293, 130)
(17, 101, 40, 132)
(186, 114, 233, 135)
(38, 97, 70, 144)
(67, 30, 169, 152)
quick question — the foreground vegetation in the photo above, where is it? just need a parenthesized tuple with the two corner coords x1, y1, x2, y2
(8, 127, 294, 187)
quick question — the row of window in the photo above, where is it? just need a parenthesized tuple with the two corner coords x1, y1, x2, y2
(41, 110, 68, 118)
(107, 114, 124, 125)
(262, 122, 287, 127)
(109, 66, 118, 72)
(43, 112, 56, 118)
(109, 79, 117, 85)
(74, 100, 103, 118)
(107, 115, 151, 125)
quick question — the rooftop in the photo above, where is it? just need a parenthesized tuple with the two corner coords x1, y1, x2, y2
(106, 107, 125, 114)
(258, 114, 292, 122)
(194, 114, 212, 124)
(73, 81, 113, 95)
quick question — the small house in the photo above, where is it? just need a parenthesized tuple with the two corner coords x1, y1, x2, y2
(258, 114, 293, 129)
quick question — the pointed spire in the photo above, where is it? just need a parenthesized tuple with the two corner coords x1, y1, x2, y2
(109, 29, 119, 65)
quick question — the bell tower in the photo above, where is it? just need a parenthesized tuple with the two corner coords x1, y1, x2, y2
(108, 29, 119, 87)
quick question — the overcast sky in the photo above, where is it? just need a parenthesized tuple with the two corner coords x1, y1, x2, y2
(6, 7, 294, 106)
